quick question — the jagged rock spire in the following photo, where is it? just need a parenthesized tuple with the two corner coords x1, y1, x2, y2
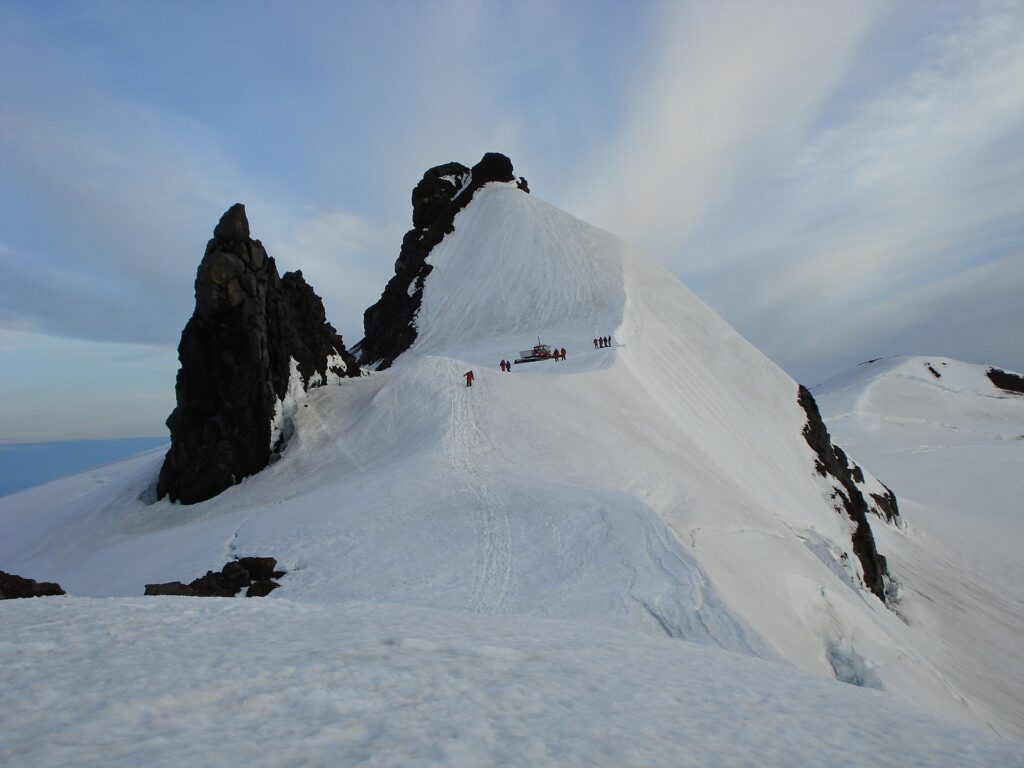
(158, 204, 359, 505)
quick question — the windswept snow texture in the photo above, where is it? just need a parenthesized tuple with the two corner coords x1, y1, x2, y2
(815, 356, 1024, 741)
(0, 186, 1010, 742)
(3, 598, 1021, 768)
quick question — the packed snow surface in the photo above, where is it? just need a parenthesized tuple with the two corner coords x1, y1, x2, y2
(2, 186, 1021, 754)
(2, 598, 1020, 768)
(815, 355, 1024, 741)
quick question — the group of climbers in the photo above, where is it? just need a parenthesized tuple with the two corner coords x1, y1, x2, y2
(498, 347, 564, 371)
(465, 342, 577, 388)
(593, 336, 612, 349)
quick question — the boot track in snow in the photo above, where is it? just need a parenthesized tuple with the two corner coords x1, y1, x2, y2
(445, 360, 514, 612)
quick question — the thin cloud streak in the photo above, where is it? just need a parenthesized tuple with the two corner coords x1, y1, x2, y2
(696, 3, 1024, 381)
(568, 0, 881, 260)
(566, 1, 1024, 383)
(1, 2, 1022, 438)
(0, 17, 387, 347)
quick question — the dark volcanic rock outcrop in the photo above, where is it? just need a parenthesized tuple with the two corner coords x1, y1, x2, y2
(797, 385, 899, 604)
(0, 570, 65, 599)
(987, 367, 1024, 394)
(359, 152, 526, 369)
(157, 204, 359, 505)
(145, 557, 284, 597)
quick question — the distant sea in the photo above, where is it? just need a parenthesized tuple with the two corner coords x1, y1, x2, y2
(0, 438, 168, 497)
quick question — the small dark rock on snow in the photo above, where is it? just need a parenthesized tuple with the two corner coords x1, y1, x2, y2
(0, 570, 65, 599)
(987, 367, 1024, 394)
(238, 556, 278, 581)
(246, 579, 280, 597)
(144, 581, 196, 597)
(145, 557, 284, 598)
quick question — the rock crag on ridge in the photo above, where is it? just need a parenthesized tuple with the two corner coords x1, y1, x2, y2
(157, 204, 359, 505)
(797, 385, 899, 604)
(358, 152, 527, 369)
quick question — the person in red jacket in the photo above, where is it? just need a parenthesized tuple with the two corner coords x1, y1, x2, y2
(560, 347, 567, 360)
(464, 370, 474, 387)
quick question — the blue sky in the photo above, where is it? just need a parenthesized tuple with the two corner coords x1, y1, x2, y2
(1, 0, 1022, 440)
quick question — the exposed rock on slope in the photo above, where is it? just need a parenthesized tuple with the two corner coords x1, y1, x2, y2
(0, 570, 65, 599)
(798, 385, 898, 603)
(157, 204, 359, 505)
(359, 152, 526, 369)
(145, 556, 284, 597)
(987, 367, 1024, 394)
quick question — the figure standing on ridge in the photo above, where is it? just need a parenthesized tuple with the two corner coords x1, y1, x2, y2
(560, 347, 567, 360)
(464, 370, 474, 387)
(499, 360, 507, 372)
(593, 338, 598, 349)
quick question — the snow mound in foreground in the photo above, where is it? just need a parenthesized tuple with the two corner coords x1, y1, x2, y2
(2, 598, 1020, 768)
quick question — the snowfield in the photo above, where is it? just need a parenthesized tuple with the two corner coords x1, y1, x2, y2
(2, 597, 1021, 768)
(2, 184, 1022, 761)
(815, 355, 1024, 742)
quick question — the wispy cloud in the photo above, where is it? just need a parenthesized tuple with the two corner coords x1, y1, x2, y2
(696, 2, 1024, 381)
(568, 0, 881, 257)
(2, 1, 1022, 439)
(0, 11, 387, 346)
(564, 1, 1023, 382)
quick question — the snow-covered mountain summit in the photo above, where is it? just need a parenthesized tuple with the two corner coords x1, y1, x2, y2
(2, 163, 1021, 750)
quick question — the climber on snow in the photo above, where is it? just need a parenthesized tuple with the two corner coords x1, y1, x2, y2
(464, 370, 475, 387)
